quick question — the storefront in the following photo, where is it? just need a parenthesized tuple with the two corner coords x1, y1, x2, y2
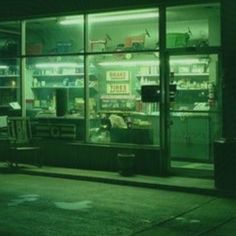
(0, 0, 225, 176)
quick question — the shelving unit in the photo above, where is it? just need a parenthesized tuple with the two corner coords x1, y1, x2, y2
(100, 95, 136, 111)
(0, 74, 20, 107)
(29, 68, 98, 114)
(136, 74, 159, 86)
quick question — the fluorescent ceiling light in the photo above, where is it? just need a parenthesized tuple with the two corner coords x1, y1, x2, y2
(99, 58, 208, 67)
(170, 59, 207, 65)
(89, 12, 159, 23)
(99, 60, 159, 67)
(59, 10, 158, 25)
(0, 65, 8, 69)
(59, 18, 83, 25)
(35, 63, 83, 68)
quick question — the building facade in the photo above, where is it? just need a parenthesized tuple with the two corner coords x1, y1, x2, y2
(0, 0, 235, 178)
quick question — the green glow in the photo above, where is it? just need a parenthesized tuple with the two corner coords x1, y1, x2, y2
(98, 60, 159, 67)
(98, 58, 208, 67)
(59, 17, 83, 25)
(0, 65, 8, 69)
(59, 10, 158, 25)
(35, 63, 82, 68)
(89, 12, 159, 23)
(170, 59, 208, 65)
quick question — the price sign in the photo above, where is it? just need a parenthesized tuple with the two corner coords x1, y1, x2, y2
(106, 71, 129, 81)
(107, 83, 130, 94)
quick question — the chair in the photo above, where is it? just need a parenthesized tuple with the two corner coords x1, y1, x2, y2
(7, 117, 42, 168)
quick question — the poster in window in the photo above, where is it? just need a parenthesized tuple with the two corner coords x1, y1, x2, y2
(107, 83, 130, 94)
(106, 71, 129, 81)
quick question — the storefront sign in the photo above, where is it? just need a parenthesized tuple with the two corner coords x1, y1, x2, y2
(106, 71, 129, 81)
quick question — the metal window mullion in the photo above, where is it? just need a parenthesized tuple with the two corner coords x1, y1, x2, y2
(84, 14, 89, 142)
(21, 20, 26, 117)
(159, 6, 170, 176)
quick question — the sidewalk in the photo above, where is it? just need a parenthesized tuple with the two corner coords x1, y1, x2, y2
(1, 162, 236, 236)
(0, 161, 218, 196)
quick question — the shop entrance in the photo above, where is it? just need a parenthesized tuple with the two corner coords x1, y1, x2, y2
(168, 54, 221, 177)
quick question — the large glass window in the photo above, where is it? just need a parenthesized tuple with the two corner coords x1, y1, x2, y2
(88, 8, 159, 52)
(16, 4, 222, 153)
(167, 4, 221, 48)
(87, 8, 159, 145)
(26, 16, 84, 55)
(25, 15, 85, 140)
(25, 56, 84, 118)
(88, 53, 159, 145)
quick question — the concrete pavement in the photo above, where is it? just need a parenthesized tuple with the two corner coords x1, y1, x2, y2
(0, 163, 236, 236)
(0, 167, 236, 235)
(0, 162, 216, 196)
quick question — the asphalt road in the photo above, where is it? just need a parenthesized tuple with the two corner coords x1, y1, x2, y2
(0, 173, 236, 236)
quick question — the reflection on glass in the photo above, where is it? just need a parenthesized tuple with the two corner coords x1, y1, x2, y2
(0, 21, 21, 57)
(88, 53, 159, 145)
(167, 3, 221, 48)
(88, 8, 159, 52)
(0, 58, 20, 107)
(26, 16, 84, 55)
(25, 56, 84, 118)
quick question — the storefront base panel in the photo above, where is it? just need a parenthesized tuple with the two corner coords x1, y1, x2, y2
(0, 139, 10, 162)
(38, 140, 161, 176)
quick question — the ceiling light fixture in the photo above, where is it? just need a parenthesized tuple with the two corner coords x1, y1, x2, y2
(98, 58, 208, 67)
(0, 65, 9, 69)
(35, 62, 83, 68)
(59, 10, 158, 25)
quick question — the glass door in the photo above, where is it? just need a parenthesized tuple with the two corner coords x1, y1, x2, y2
(166, 3, 221, 175)
(168, 54, 221, 174)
